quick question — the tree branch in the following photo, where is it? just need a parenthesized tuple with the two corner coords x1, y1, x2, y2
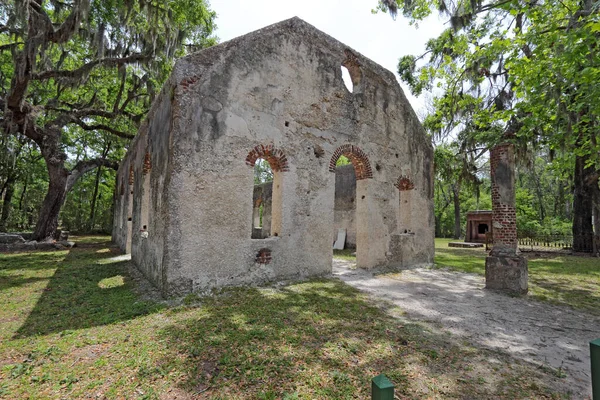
(73, 119, 135, 140)
(29, 0, 90, 44)
(0, 43, 24, 52)
(32, 54, 149, 81)
(66, 157, 119, 192)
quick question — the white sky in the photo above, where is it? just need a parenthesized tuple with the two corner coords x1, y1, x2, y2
(209, 0, 446, 114)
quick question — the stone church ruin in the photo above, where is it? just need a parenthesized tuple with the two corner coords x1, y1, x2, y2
(113, 17, 434, 296)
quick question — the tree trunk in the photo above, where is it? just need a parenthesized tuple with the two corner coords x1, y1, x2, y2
(18, 179, 27, 211)
(555, 180, 565, 219)
(572, 154, 595, 252)
(32, 163, 68, 241)
(88, 166, 102, 232)
(0, 179, 6, 199)
(88, 142, 111, 232)
(31, 142, 119, 241)
(0, 177, 16, 232)
(452, 184, 461, 239)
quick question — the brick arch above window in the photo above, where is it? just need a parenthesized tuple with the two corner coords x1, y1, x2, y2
(395, 175, 415, 191)
(128, 165, 134, 185)
(328, 144, 373, 180)
(143, 152, 152, 175)
(245, 144, 289, 172)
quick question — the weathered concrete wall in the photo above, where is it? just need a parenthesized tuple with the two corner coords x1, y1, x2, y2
(334, 164, 357, 248)
(113, 82, 175, 292)
(114, 17, 435, 296)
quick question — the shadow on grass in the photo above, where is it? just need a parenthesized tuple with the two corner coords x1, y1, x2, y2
(12, 243, 163, 338)
(0, 251, 67, 271)
(154, 280, 560, 399)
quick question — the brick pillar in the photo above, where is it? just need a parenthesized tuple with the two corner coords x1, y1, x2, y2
(485, 143, 528, 294)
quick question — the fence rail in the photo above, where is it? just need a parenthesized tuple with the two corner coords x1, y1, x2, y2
(521, 234, 597, 253)
(485, 233, 597, 253)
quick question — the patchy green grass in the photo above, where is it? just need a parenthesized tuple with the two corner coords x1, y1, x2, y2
(434, 238, 600, 316)
(0, 238, 569, 399)
(333, 248, 356, 261)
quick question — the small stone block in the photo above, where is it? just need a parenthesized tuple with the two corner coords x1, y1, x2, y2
(485, 254, 528, 295)
(591, 339, 600, 400)
(333, 228, 346, 250)
(448, 242, 483, 248)
(372, 374, 394, 400)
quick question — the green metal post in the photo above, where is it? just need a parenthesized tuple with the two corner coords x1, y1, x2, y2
(591, 339, 600, 399)
(372, 374, 394, 400)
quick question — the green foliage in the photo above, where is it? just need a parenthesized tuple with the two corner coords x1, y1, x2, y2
(335, 155, 351, 166)
(433, 143, 485, 238)
(0, 138, 47, 231)
(61, 168, 116, 233)
(0, 0, 217, 234)
(380, 0, 599, 240)
(254, 159, 274, 185)
(515, 188, 540, 236)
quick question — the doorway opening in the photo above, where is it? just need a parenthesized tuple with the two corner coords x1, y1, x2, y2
(330, 144, 372, 267)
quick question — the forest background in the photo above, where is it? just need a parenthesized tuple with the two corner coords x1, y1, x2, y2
(0, 0, 598, 250)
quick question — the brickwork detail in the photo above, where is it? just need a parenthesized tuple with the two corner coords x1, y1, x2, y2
(395, 175, 415, 191)
(143, 152, 152, 175)
(179, 75, 200, 91)
(255, 248, 272, 264)
(342, 49, 362, 87)
(128, 165, 134, 185)
(245, 144, 289, 172)
(328, 144, 373, 180)
(490, 144, 517, 248)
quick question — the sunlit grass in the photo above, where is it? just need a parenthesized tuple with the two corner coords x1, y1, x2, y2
(333, 248, 356, 261)
(0, 237, 569, 399)
(434, 238, 600, 315)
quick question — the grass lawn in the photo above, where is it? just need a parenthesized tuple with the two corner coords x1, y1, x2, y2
(0, 237, 571, 399)
(435, 238, 600, 316)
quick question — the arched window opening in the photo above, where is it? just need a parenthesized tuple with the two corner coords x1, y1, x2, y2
(341, 49, 362, 93)
(252, 158, 274, 239)
(330, 144, 371, 266)
(329, 144, 373, 180)
(246, 145, 285, 240)
(341, 66, 353, 93)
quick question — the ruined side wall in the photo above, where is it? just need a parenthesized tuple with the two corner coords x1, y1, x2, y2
(113, 83, 175, 292)
(131, 86, 175, 290)
(161, 18, 434, 294)
(113, 156, 133, 252)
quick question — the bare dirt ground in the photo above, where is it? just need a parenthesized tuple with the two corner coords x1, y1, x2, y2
(333, 259, 598, 399)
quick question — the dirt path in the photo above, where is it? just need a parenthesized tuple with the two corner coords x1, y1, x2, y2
(333, 259, 598, 399)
